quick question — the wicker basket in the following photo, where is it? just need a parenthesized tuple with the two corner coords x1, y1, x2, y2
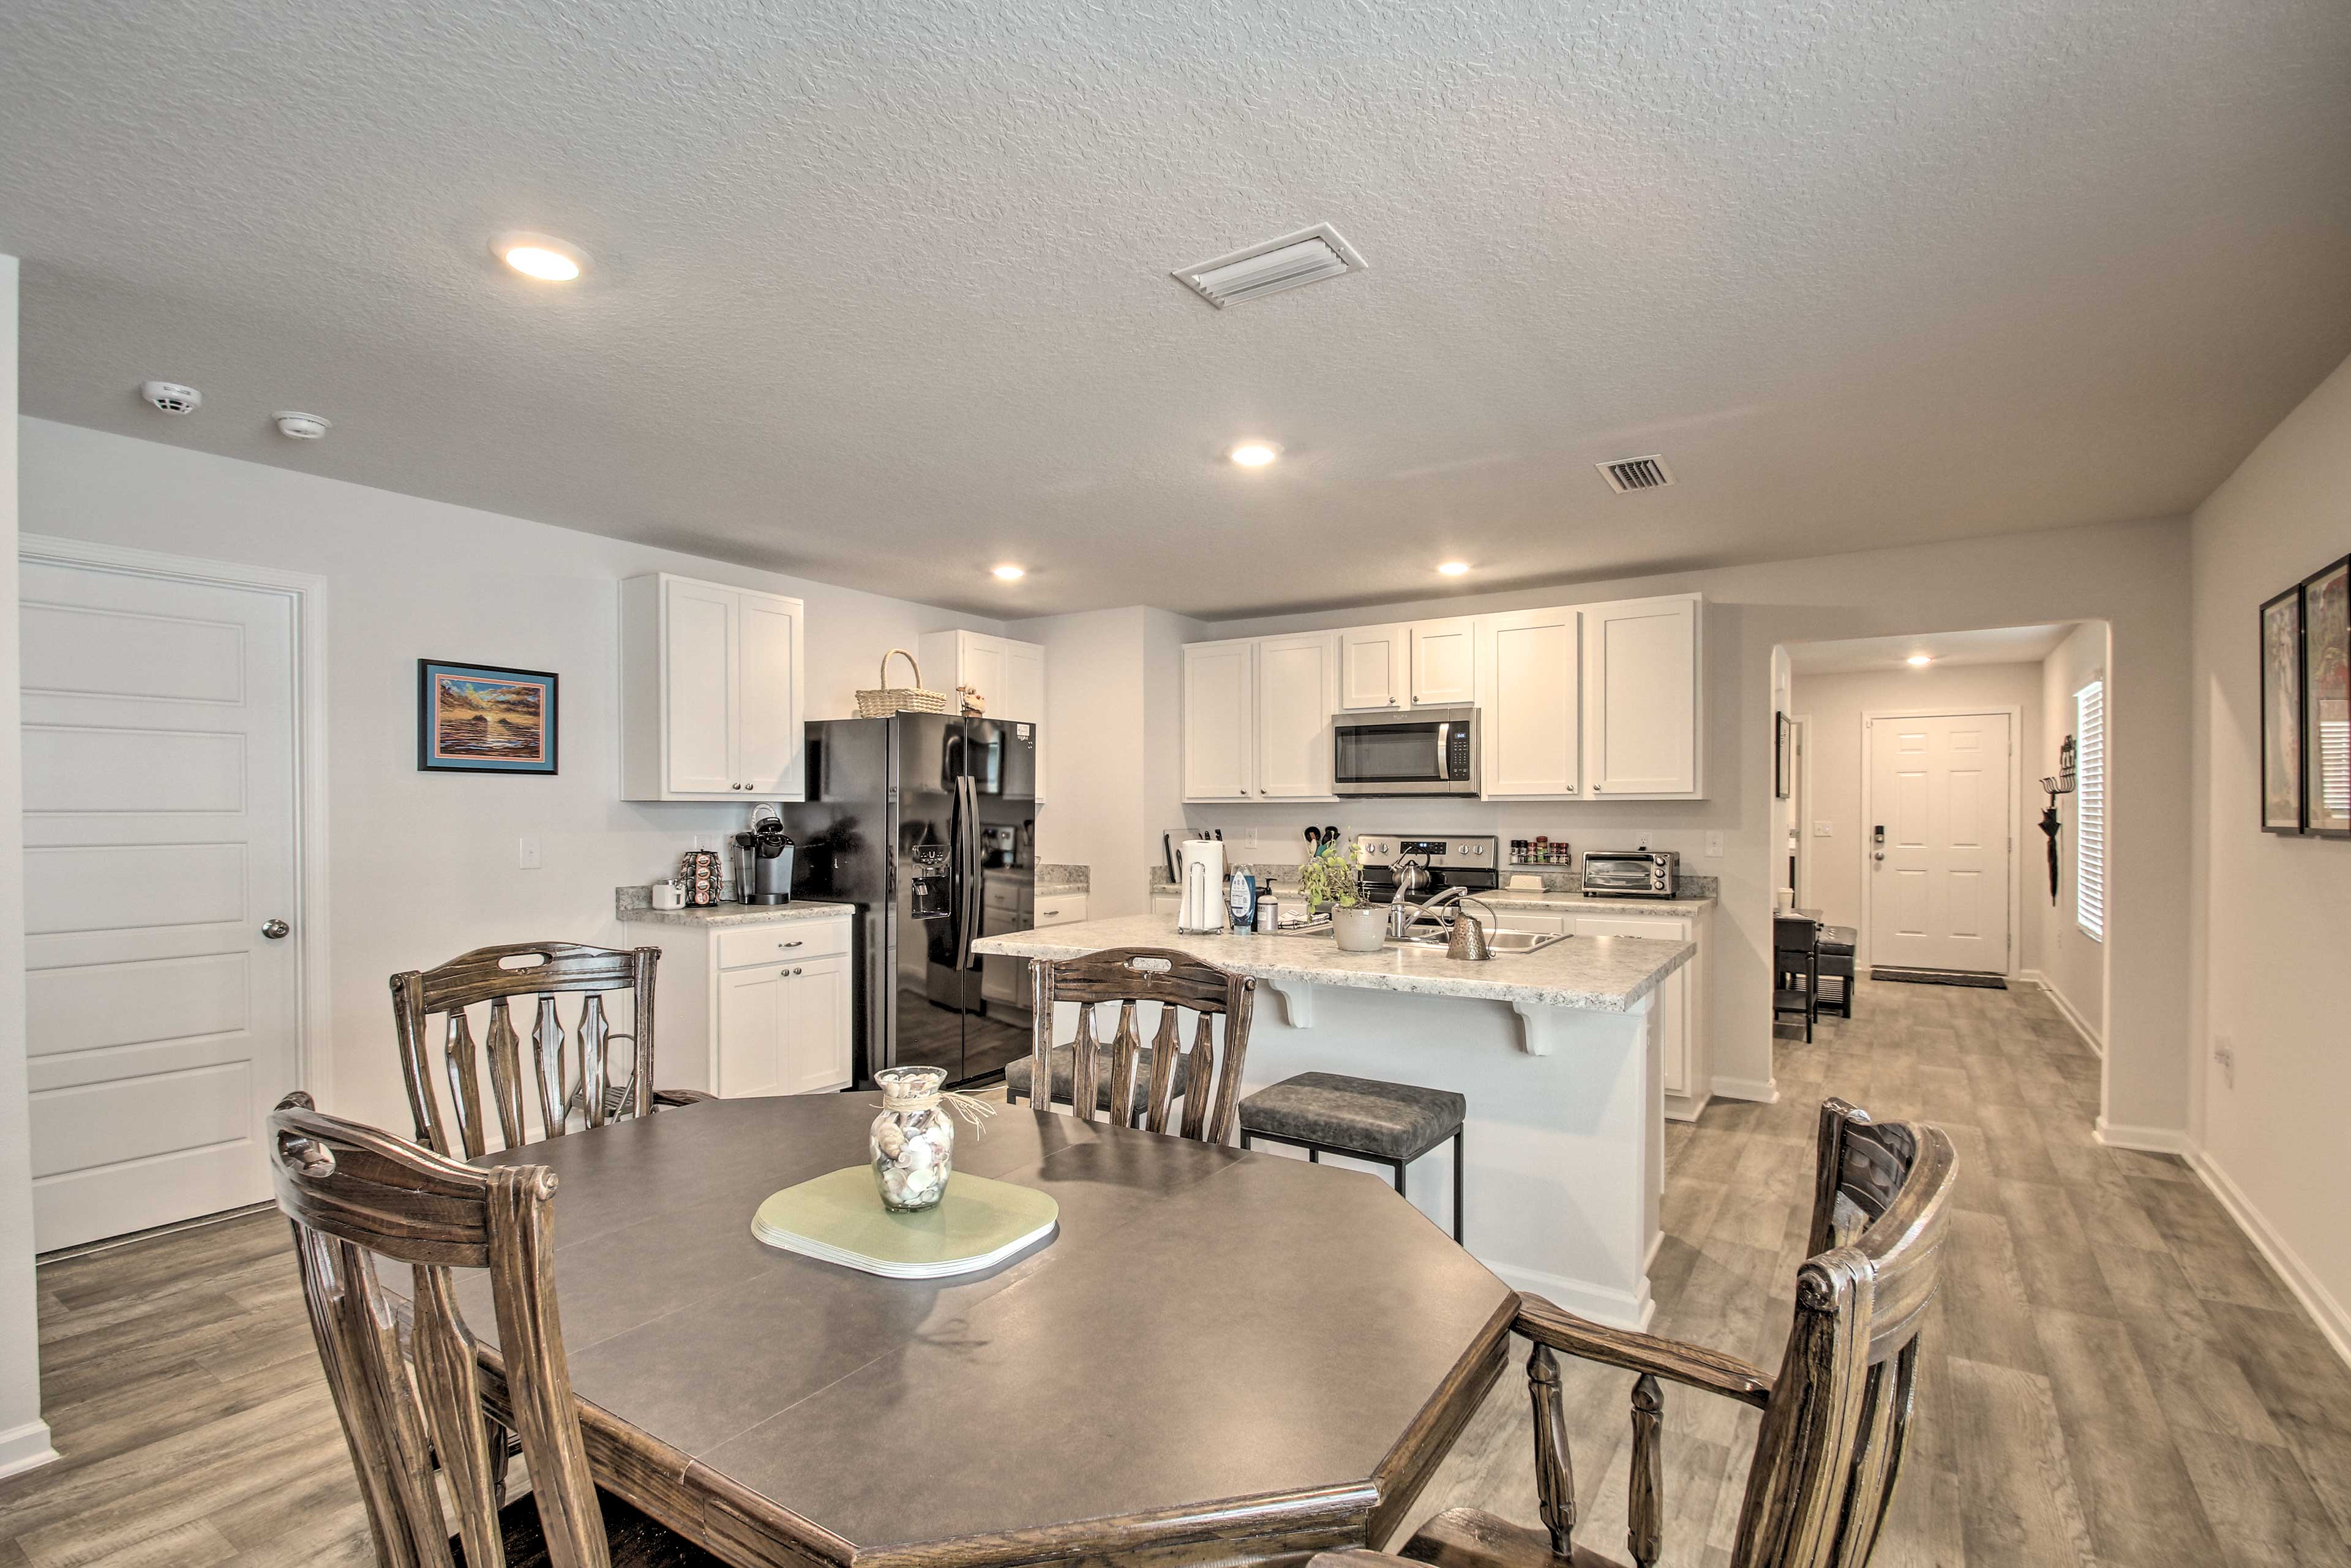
(855, 649, 950, 718)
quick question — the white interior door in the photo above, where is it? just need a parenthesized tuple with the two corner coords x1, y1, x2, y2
(1867, 711, 2012, 973)
(19, 559, 302, 1250)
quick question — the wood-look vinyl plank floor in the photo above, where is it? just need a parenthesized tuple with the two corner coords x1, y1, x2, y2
(2, 978, 2346, 1567)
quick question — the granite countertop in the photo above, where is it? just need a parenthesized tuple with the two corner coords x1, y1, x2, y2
(615, 891, 856, 928)
(1147, 880, 1715, 917)
(973, 913, 1694, 1014)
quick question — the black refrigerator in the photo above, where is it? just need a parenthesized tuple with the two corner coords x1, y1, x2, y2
(780, 713, 1037, 1089)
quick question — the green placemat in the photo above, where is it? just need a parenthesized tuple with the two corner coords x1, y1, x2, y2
(751, 1167, 1059, 1279)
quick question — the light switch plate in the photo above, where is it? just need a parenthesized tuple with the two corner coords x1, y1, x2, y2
(1813, 820, 1834, 837)
(517, 835, 542, 870)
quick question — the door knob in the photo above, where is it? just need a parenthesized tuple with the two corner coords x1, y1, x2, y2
(1873, 852, 1885, 863)
(261, 919, 291, 939)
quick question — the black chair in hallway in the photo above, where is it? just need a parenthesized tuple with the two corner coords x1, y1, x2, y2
(1774, 915, 1820, 1042)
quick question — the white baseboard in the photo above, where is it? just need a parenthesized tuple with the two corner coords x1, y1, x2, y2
(2093, 1117, 2194, 1156)
(1708, 1075, 1779, 1105)
(1487, 1259, 1655, 1332)
(0, 1419, 58, 1480)
(2191, 1149, 2351, 1370)
(2028, 973, 2105, 1057)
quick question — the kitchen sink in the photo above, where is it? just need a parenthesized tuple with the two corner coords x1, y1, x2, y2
(1388, 920, 1569, 955)
(1484, 928, 1569, 953)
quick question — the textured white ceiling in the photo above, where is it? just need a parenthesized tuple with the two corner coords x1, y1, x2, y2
(1788, 621, 2078, 674)
(4, 1, 2349, 619)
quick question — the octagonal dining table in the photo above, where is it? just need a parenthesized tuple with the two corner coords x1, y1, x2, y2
(435, 1092, 1517, 1568)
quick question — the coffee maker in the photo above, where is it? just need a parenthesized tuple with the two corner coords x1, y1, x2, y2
(733, 812, 795, 905)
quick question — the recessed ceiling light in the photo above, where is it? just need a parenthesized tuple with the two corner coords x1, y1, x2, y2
(493, 231, 586, 282)
(991, 565, 1026, 581)
(1906, 653, 1933, 667)
(1229, 442, 1280, 468)
(1437, 561, 1471, 577)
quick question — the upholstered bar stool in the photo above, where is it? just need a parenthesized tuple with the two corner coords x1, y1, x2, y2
(1237, 1072, 1468, 1242)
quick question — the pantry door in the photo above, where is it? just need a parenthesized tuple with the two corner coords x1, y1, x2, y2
(1865, 710, 2012, 974)
(18, 552, 306, 1251)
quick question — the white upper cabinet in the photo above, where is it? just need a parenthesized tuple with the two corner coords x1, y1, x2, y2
(1583, 594, 1703, 798)
(920, 630, 1048, 802)
(1339, 625, 1406, 710)
(623, 573, 804, 801)
(1254, 632, 1341, 799)
(1183, 639, 1256, 801)
(1479, 607, 1582, 798)
(1409, 617, 1478, 705)
(1180, 595, 1703, 803)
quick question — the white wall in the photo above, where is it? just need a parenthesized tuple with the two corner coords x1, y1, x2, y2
(0, 260, 59, 1478)
(17, 418, 1006, 1139)
(1789, 660, 2044, 973)
(2188, 348, 2351, 1358)
(1016, 609, 1149, 915)
(1201, 516, 2194, 1131)
(2039, 623, 2110, 1041)
(1008, 606, 1206, 913)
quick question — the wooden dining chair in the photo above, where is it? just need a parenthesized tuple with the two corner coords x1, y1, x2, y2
(391, 940, 711, 1160)
(1314, 1098, 1955, 1568)
(1014, 946, 1256, 1144)
(268, 1090, 725, 1568)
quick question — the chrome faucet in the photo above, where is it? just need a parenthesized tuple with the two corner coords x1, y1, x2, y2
(1389, 880, 1466, 938)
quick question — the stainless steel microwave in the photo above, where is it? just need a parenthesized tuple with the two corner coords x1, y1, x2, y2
(1332, 706, 1480, 797)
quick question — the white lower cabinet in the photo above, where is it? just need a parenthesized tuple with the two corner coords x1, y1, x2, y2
(1481, 904, 1711, 1117)
(621, 912, 853, 1098)
(1571, 908, 1711, 1117)
(1150, 892, 1182, 917)
(981, 888, 1087, 1006)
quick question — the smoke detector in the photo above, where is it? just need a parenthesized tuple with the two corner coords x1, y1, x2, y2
(140, 381, 202, 415)
(1597, 454, 1674, 493)
(273, 411, 331, 440)
(1172, 223, 1367, 309)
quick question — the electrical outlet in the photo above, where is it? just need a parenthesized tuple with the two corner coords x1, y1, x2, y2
(517, 835, 542, 870)
(2212, 1035, 2235, 1089)
(1703, 831, 1725, 858)
(1245, 825, 1259, 848)
(1813, 820, 1833, 837)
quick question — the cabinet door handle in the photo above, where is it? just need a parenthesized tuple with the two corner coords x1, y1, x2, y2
(791, 966, 803, 976)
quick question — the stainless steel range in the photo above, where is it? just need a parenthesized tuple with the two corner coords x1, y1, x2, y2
(1352, 833, 1502, 901)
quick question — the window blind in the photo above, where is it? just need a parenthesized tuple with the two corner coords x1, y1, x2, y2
(2075, 680, 2105, 942)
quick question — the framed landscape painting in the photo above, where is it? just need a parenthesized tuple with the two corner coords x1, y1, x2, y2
(2260, 584, 2304, 833)
(2303, 557, 2350, 837)
(418, 660, 559, 775)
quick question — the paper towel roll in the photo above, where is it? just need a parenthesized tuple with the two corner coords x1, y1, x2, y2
(1178, 838, 1225, 931)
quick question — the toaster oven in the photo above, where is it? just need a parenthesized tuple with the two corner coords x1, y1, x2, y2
(1580, 849, 1681, 899)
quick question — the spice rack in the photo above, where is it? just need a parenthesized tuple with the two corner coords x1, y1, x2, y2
(1507, 838, 1573, 868)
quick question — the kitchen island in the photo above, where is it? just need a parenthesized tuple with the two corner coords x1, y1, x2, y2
(972, 912, 1695, 1327)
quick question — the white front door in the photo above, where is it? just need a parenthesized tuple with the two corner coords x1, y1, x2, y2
(1867, 711, 2011, 973)
(19, 558, 302, 1251)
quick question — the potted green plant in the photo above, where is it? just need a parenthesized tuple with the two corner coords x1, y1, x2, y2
(1299, 841, 1384, 952)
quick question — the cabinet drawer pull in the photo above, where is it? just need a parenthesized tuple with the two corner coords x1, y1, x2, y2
(780, 939, 803, 948)
(1040, 908, 1059, 918)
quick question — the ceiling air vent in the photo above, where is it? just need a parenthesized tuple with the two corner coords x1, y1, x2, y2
(1597, 454, 1674, 493)
(1172, 223, 1367, 309)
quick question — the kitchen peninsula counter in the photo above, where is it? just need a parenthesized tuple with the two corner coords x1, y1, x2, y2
(974, 911, 1683, 1330)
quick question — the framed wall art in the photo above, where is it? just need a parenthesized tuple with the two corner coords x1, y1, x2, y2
(418, 659, 560, 775)
(2303, 557, 2350, 836)
(2260, 583, 2305, 833)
